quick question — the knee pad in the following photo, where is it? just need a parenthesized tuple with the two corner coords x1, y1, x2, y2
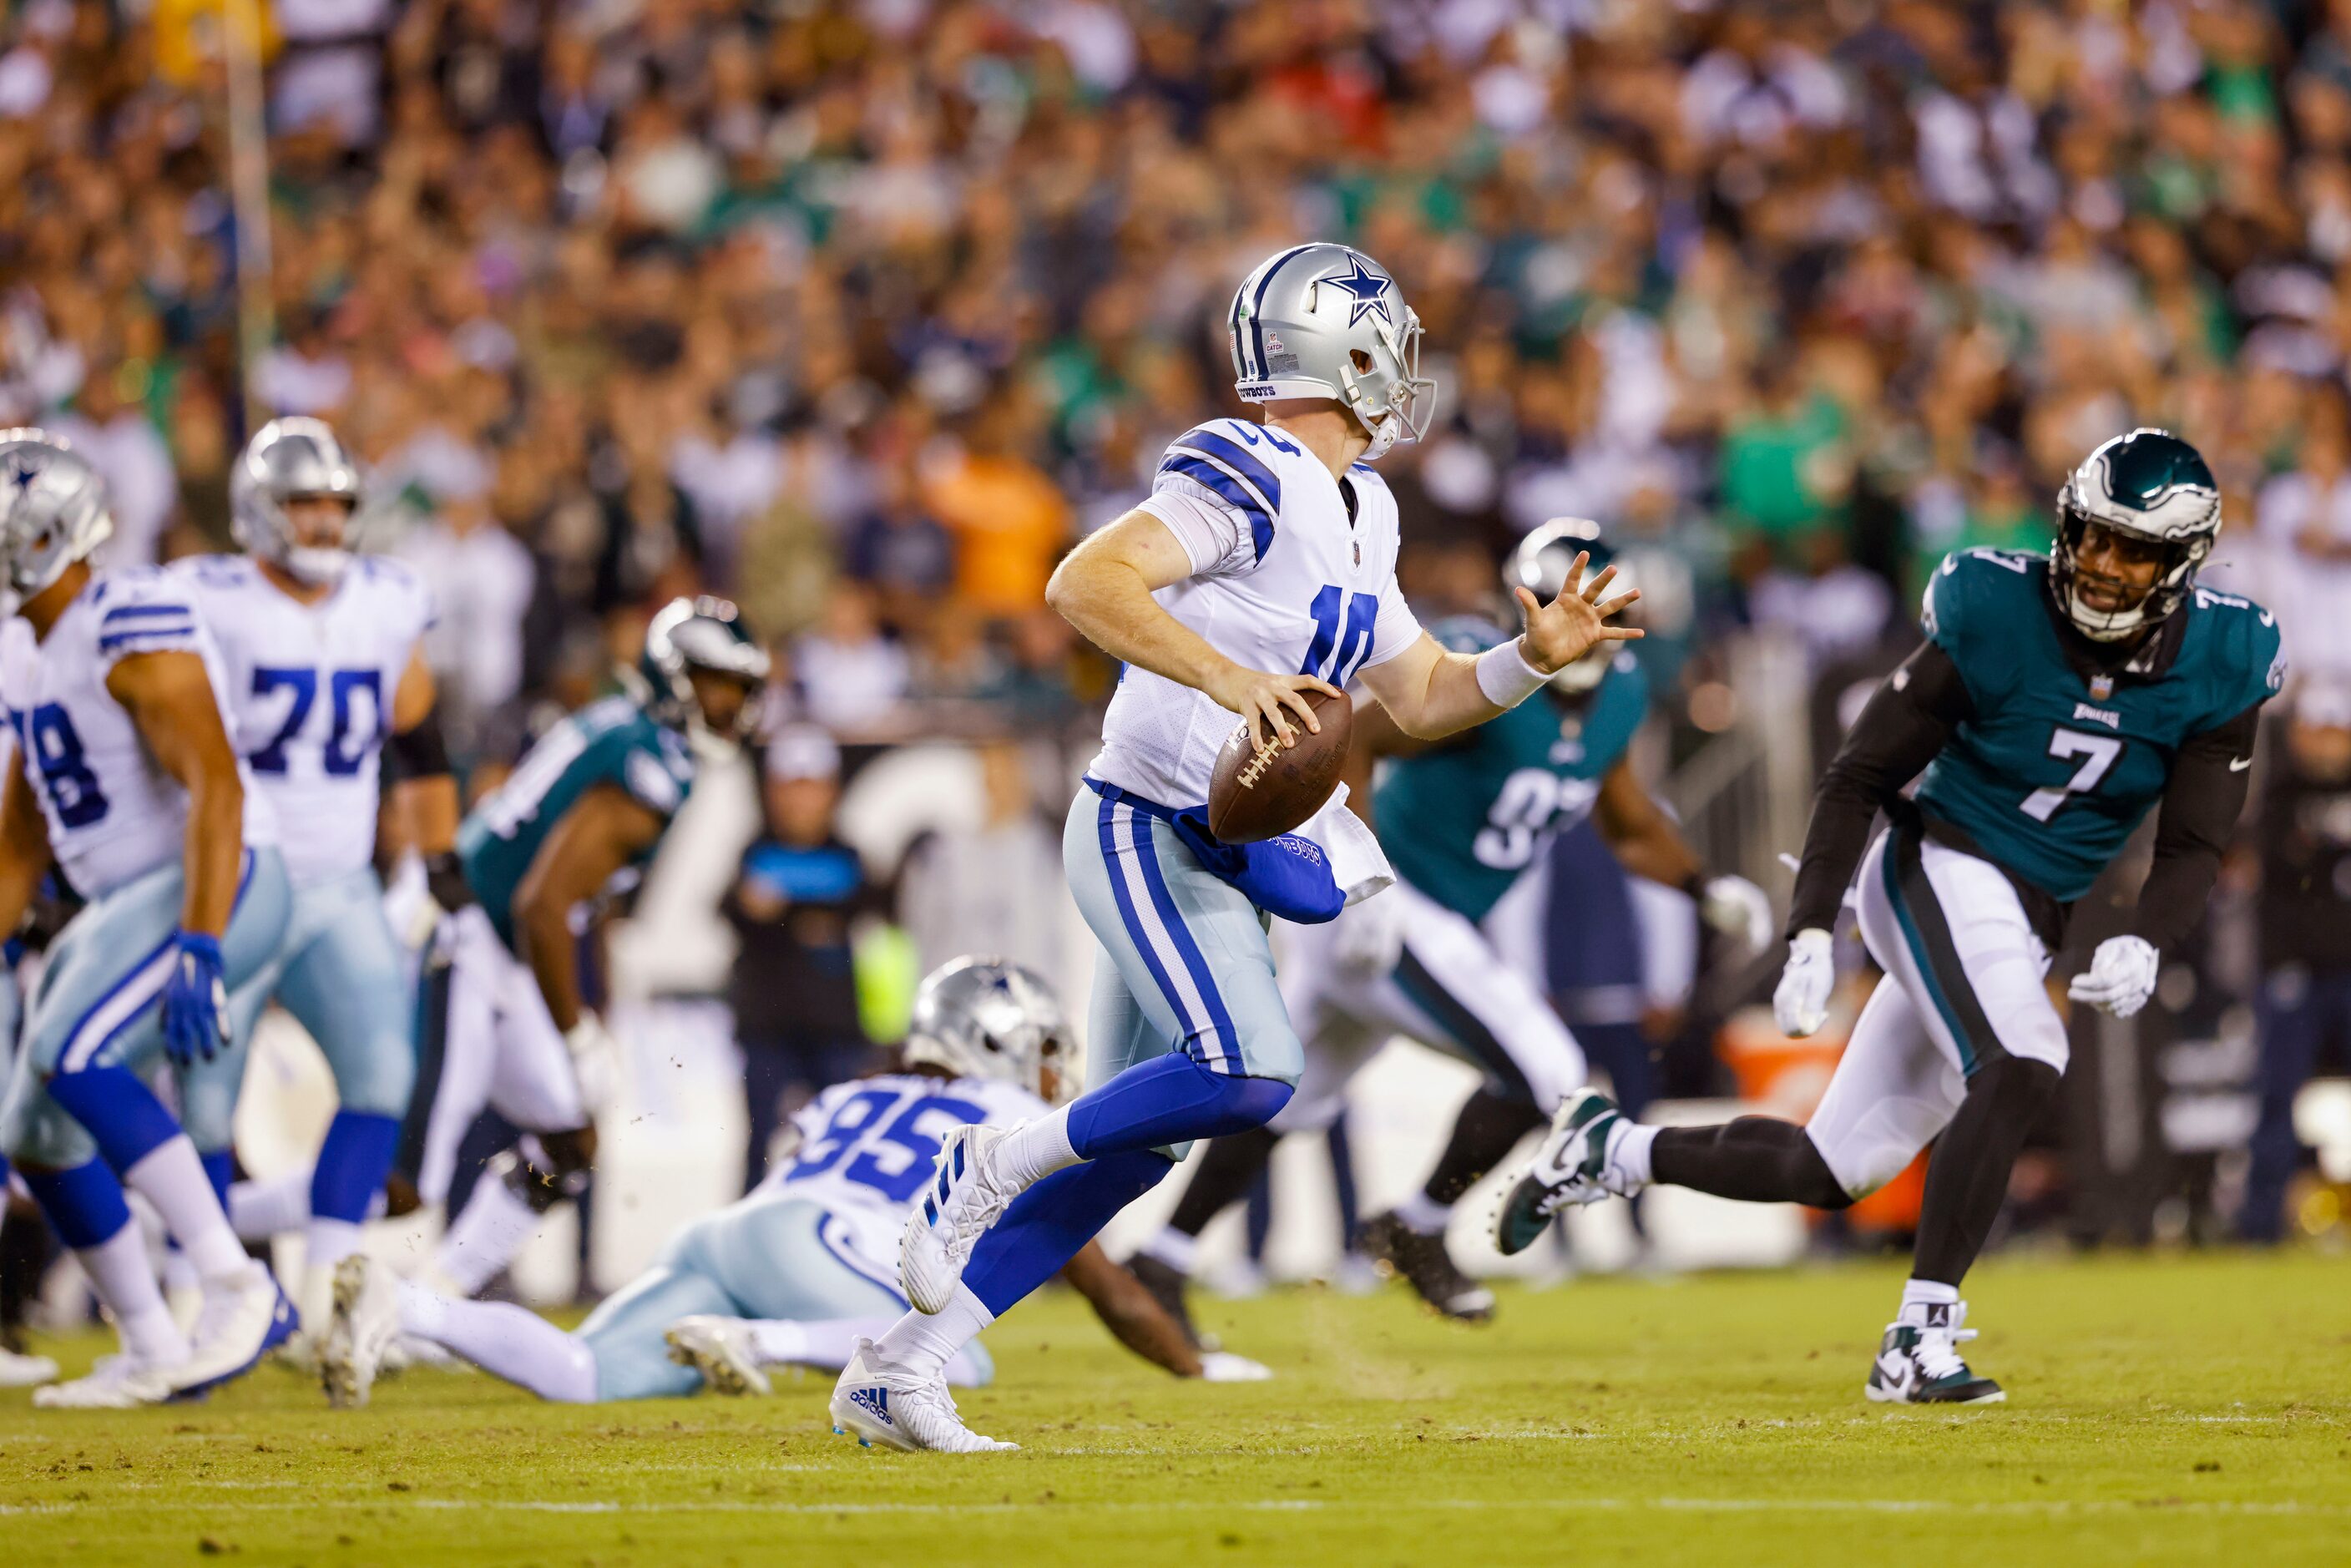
(4, 1089, 97, 1174)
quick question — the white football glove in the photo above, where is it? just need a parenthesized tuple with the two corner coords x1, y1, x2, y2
(1330, 888, 1409, 977)
(2067, 935, 2159, 1019)
(1773, 928, 1835, 1038)
(1699, 874, 1773, 959)
(1197, 1351, 1273, 1383)
(564, 1012, 622, 1114)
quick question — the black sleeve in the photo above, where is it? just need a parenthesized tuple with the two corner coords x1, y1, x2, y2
(1787, 640, 1976, 938)
(384, 703, 453, 783)
(2133, 703, 2262, 952)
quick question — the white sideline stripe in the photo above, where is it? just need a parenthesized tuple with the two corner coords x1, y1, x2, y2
(59, 944, 176, 1073)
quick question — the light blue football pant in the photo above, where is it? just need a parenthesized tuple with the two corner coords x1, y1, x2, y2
(1062, 786, 1304, 1156)
(179, 864, 416, 1155)
(0, 849, 291, 1170)
(575, 1192, 986, 1401)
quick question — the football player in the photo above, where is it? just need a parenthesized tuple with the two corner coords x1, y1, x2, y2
(1494, 429, 2283, 1404)
(318, 959, 1254, 1408)
(171, 417, 459, 1338)
(1130, 524, 1768, 1326)
(0, 430, 295, 1407)
(837, 242, 1639, 1451)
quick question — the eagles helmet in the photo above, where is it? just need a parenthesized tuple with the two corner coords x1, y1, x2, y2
(639, 594, 771, 737)
(231, 417, 365, 587)
(1505, 517, 1630, 694)
(901, 957, 1076, 1107)
(1228, 243, 1436, 461)
(0, 430, 112, 600)
(2052, 428, 2222, 641)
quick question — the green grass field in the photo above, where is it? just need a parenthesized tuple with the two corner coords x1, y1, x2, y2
(3, 1250, 2347, 1566)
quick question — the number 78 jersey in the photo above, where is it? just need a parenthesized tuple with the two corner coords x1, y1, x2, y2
(173, 554, 434, 885)
(1914, 549, 2283, 902)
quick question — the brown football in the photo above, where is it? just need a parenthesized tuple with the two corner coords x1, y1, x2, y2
(1206, 688, 1353, 843)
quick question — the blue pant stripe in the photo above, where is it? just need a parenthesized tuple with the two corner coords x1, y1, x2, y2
(1095, 797, 1213, 1063)
(1128, 807, 1241, 1074)
(813, 1216, 908, 1309)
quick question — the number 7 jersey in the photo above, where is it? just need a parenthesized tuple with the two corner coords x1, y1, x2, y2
(173, 554, 434, 885)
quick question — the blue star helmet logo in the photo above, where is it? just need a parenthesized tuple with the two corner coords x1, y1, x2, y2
(3, 452, 42, 495)
(1324, 255, 1393, 329)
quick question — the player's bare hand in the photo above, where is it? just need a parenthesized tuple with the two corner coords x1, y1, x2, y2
(1211, 665, 1342, 749)
(1513, 549, 1642, 674)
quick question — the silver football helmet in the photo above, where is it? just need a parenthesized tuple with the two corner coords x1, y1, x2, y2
(901, 957, 1076, 1107)
(1505, 517, 1631, 694)
(231, 417, 366, 587)
(1228, 243, 1436, 461)
(0, 429, 113, 599)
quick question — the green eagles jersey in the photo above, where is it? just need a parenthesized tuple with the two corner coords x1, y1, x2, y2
(1915, 549, 2284, 903)
(1373, 618, 1650, 922)
(459, 695, 697, 948)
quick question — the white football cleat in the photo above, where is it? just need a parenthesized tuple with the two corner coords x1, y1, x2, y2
(0, 1346, 59, 1387)
(1492, 1090, 1642, 1255)
(828, 1338, 1015, 1454)
(319, 1254, 402, 1409)
(33, 1353, 176, 1409)
(169, 1261, 297, 1400)
(665, 1316, 771, 1397)
(900, 1123, 1023, 1315)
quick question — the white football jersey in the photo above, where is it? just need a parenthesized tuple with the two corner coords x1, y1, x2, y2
(173, 554, 434, 884)
(0, 569, 275, 900)
(1089, 417, 1422, 807)
(760, 1072, 1047, 1277)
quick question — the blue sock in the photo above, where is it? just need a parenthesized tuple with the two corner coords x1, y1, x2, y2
(310, 1110, 399, 1225)
(45, 1065, 182, 1175)
(199, 1150, 234, 1208)
(963, 1149, 1176, 1317)
(1064, 1053, 1295, 1161)
(21, 1159, 134, 1250)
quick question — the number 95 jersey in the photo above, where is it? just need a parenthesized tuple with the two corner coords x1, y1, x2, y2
(172, 554, 434, 885)
(1914, 549, 2284, 902)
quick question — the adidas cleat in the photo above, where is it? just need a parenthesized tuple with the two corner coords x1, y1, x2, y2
(1358, 1212, 1494, 1323)
(1492, 1090, 1640, 1255)
(665, 1316, 771, 1397)
(900, 1123, 1023, 1315)
(827, 1338, 1016, 1454)
(1864, 1301, 2006, 1406)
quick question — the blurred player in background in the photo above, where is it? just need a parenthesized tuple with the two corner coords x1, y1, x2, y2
(0, 706, 56, 1390)
(321, 959, 1246, 1408)
(0, 430, 294, 1407)
(170, 417, 459, 1343)
(1496, 430, 2283, 1404)
(837, 242, 1638, 1452)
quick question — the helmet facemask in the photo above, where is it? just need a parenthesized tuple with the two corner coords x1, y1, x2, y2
(1337, 310, 1437, 461)
(232, 417, 365, 588)
(2051, 493, 2212, 642)
(641, 595, 771, 741)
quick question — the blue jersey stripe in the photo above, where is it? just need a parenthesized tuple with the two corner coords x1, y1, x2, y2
(1181, 428, 1282, 513)
(1159, 451, 1277, 562)
(1246, 245, 1316, 381)
(100, 603, 195, 623)
(98, 625, 194, 650)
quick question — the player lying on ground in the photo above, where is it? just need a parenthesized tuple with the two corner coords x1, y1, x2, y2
(1494, 428, 2283, 1405)
(317, 959, 1255, 1407)
(0, 430, 296, 1408)
(827, 242, 1637, 1453)
(1130, 521, 1768, 1329)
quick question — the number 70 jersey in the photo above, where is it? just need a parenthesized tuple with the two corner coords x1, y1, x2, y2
(174, 554, 434, 885)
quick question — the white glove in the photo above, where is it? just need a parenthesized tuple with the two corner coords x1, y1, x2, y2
(564, 1012, 622, 1114)
(1773, 928, 1835, 1038)
(1330, 888, 1409, 976)
(1700, 874, 1773, 959)
(2067, 935, 2160, 1019)
(1197, 1351, 1272, 1383)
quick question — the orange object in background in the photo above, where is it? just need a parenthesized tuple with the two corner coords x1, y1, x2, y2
(1716, 973, 1926, 1234)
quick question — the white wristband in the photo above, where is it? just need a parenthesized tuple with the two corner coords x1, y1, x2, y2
(1474, 637, 1550, 710)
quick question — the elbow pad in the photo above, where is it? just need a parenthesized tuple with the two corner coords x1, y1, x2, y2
(385, 705, 453, 783)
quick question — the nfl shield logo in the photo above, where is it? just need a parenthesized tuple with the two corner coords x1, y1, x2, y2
(2090, 675, 2114, 701)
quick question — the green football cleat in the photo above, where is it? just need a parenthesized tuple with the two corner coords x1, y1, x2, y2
(1864, 1301, 2006, 1405)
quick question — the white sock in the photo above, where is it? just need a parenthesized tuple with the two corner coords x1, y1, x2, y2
(1392, 1190, 1452, 1236)
(872, 1285, 994, 1378)
(1899, 1277, 1959, 1324)
(397, 1279, 597, 1402)
(75, 1223, 189, 1367)
(993, 1108, 1079, 1189)
(435, 1174, 543, 1296)
(306, 1217, 364, 1272)
(228, 1170, 313, 1243)
(124, 1136, 248, 1279)
(747, 1315, 902, 1373)
(1614, 1122, 1659, 1186)
(1139, 1227, 1198, 1274)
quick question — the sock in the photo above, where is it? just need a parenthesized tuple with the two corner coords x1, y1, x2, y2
(1614, 1123, 1659, 1186)
(76, 1223, 189, 1368)
(1912, 1056, 2061, 1285)
(123, 1136, 248, 1278)
(748, 1315, 905, 1373)
(1650, 1117, 1852, 1208)
(962, 1148, 1175, 1317)
(397, 1279, 597, 1402)
(1165, 1126, 1280, 1239)
(311, 1110, 399, 1225)
(44, 1065, 180, 1171)
(1064, 1054, 1293, 1160)
(1422, 1088, 1548, 1207)
(435, 1169, 543, 1296)
(199, 1150, 233, 1207)
(874, 1285, 996, 1378)
(1899, 1277, 1960, 1325)
(306, 1218, 364, 1272)
(994, 1109, 1079, 1189)
(1391, 1190, 1452, 1236)
(229, 1169, 313, 1243)
(1138, 1227, 1198, 1274)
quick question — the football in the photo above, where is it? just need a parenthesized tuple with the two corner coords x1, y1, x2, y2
(1206, 688, 1353, 842)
